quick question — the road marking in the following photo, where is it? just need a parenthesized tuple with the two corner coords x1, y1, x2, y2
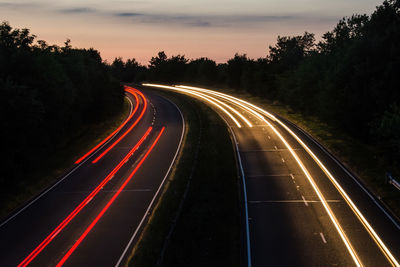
(286, 120, 400, 231)
(0, 91, 136, 229)
(274, 145, 278, 150)
(57, 128, 166, 267)
(248, 200, 341, 204)
(17, 127, 153, 267)
(92, 89, 148, 163)
(173, 85, 366, 266)
(320, 232, 327, 243)
(241, 149, 301, 152)
(281, 158, 285, 163)
(74, 88, 138, 164)
(57, 189, 153, 194)
(302, 195, 309, 206)
(247, 174, 291, 178)
(115, 94, 186, 267)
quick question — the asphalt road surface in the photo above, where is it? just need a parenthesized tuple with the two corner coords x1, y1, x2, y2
(144, 84, 400, 267)
(0, 86, 184, 266)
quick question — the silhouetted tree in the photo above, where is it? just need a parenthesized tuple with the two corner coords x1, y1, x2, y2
(0, 22, 123, 206)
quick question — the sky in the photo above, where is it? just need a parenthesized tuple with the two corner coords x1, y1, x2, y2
(0, 0, 383, 65)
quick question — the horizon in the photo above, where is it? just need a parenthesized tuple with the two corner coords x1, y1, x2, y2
(0, 0, 383, 64)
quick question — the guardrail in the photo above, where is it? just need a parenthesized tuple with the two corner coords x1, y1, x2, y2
(386, 173, 400, 191)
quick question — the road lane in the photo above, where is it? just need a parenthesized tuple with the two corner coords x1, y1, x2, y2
(144, 84, 400, 267)
(0, 87, 184, 266)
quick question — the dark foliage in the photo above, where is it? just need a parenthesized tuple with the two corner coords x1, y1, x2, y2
(0, 22, 123, 196)
(113, 0, 400, 161)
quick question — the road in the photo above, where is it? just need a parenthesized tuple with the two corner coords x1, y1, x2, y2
(144, 84, 400, 267)
(0, 86, 184, 266)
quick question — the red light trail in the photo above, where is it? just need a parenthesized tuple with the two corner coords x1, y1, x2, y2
(74, 87, 139, 164)
(18, 126, 154, 267)
(57, 127, 165, 266)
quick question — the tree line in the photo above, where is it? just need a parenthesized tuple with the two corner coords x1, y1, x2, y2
(112, 0, 400, 161)
(0, 21, 124, 198)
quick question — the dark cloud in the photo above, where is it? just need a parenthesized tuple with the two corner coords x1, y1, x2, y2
(59, 7, 95, 14)
(113, 13, 308, 28)
(137, 15, 212, 27)
(116, 12, 143, 17)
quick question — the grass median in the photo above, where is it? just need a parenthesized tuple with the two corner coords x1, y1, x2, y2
(127, 89, 240, 266)
(0, 98, 130, 220)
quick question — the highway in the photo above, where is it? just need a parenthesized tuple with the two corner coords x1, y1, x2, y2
(0, 86, 184, 266)
(143, 84, 400, 267)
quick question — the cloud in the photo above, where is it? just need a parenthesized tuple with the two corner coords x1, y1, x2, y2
(0, 2, 42, 9)
(138, 14, 212, 27)
(59, 7, 96, 14)
(112, 13, 330, 28)
(116, 12, 143, 17)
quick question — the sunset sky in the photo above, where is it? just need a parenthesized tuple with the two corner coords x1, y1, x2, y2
(0, 0, 382, 65)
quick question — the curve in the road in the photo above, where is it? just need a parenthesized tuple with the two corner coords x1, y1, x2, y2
(144, 83, 400, 267)
(75, 87, 139, 164)
(56, 127, 165, 267)
(0, 86, 185, 267)
(18, 126, 154, 267)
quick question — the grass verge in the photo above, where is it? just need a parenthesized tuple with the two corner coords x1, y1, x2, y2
(0, 98, 131, 220)
(127, 90, 240, 266)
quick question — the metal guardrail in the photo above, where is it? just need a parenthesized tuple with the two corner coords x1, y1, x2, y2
(386, 173, 400, 191)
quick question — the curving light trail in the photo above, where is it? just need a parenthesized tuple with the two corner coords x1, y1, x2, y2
(144, 83, 399, 267)
(176, 84, 399, 267)
(92, 88, 148, 163)
(143, 84, 245, 128)
(74, 87, 139, 164)
(18, 126, 154, 267)
(56, 127, 166, 267)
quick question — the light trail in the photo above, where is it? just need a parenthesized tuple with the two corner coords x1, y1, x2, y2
(92, 88, 147, 163)
(176, 85, 399, 267)
(56, 127, 166, 267)
(143, 84, 243, 128)
(143, 83, 400, 266)
(187, 90, 252, 127)
(18, 127, 153, 267)
(174, 88, 252, 127)
(74, 87, 139, 164)
(173, 85, 363, 266)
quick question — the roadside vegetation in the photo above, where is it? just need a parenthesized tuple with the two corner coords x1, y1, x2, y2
(112, 0, 400, 216)
(0, 22, 125, 219)
(128, 89, 240, 266)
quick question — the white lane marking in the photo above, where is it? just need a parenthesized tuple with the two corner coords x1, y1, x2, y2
(230, 127, 252, 267)
(58, 189, 153, 194)
(174, 86, 365, 265)
(199, 101, 252, 267)
(274, 145, 278, 150)
(288, 121, 400, 230)
(267, 136, 271, 139)
(290, 174, 295, 180)
(302, 195, 309, 207)
(281, 158, 285, 163)
(248, 200, 341, 204)
(0, 94, 135, 228)
(247, 174, 291, 178)
(320, 232, 327, 243)
(198, 101, 252, 267)
(115, 94, 185, 267)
